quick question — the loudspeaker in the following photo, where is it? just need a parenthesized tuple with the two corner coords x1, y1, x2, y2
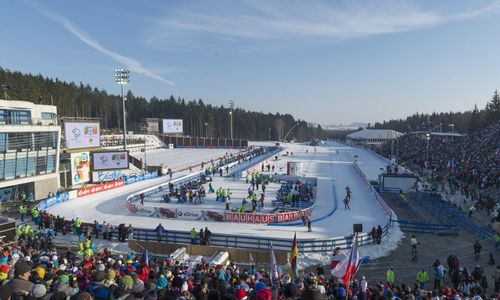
(353, 223, 363, 233)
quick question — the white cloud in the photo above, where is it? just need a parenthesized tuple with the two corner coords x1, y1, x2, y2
(147, 0, 500, 49)
(30, 2, 174, 86)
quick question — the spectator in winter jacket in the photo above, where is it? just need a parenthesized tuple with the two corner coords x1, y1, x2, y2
(155, 223, 165, 242)
(386, 268, 395, 286)
(416, 268, 429, 290)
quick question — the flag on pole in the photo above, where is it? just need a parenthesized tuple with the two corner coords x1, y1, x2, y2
(249, 252, 254, 264)
(270, 243, 279, 287)
(289, 232, 299, 280)
(141, 249, 149, 266)
(341, 233, 359, 288)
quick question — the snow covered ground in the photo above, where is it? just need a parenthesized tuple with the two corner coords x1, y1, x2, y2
(130, 148, 242, 170)
(143, 178, 282, 214)
(47, 142, 403, 259)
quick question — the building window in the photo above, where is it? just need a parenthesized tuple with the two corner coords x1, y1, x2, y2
(27, 155, 36, 177)
(36, 155, 47, 175)
(15, 154, 27, 178)
(8, 110, 31, 125)
(3, 156, 15, 180)
(0, 110, 6, 124)
(41, 112, 56, 120)
(0, 133, 6, 153)
(0, 154, 4, 180)
(47, 154, 56, 173)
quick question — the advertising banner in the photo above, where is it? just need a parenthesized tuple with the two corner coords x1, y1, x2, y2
(70, 152, 90, 185)
(76, 180, 125, 198)
(38, 192, 70, 211)
(224, 208, 311, 224)
(64, 122, 101, 149)
(124, 172, 157, 185)
(92, 170, 130, 182)
(126, 203, 224, 221)
(91, 151, 129, 171)
(162, 119, 183, 134)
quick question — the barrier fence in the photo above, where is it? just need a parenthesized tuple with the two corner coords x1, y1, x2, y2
(84, 218, 391, 254)
(352, 161, 392, 220)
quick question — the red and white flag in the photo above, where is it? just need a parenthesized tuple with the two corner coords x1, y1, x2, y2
(330, 234, 360, 288)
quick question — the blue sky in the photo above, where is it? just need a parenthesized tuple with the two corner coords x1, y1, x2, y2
(1, 0, 500, 125)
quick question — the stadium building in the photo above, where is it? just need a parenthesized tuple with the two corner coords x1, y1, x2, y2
(346, 129, 402, 147)
(0, 99, 60, 201)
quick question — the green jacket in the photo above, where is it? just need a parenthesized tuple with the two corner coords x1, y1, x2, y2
(417, 271, 428, 283)
(386, 269, 395, 284)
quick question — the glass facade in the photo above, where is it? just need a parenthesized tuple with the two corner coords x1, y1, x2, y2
(0, 131, 58, 181)
(0, 109, 32, 125)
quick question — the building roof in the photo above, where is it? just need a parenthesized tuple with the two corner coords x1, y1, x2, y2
(346, 129, 402, 140)
(430, 132, 466, 137)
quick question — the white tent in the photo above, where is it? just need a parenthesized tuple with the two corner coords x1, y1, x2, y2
(346, 129, 402, 146)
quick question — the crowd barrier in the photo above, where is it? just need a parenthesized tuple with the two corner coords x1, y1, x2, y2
(391, 219, 459, 235)
(352, 161, 392, 220)
(91, 218, 391, 254)
(231, 147, 284, 179)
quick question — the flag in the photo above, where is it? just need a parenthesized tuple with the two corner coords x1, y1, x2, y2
(141, 249, 149, 266)
(270, 243, 279, 287)
(249, 252, 254, 264)
(342, 233, 360, 288)
(330, 252, 348, 278)
(289, 232, 299, 280)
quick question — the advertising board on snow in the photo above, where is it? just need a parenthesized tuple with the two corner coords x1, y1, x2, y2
(65, 122, 101, 149)
(224, 208, 311, 224)
(126, 203, 225, 221)
(76, 180, 124, 197)
(70, 152, 90, 185)
(91, 151, 129, 171)
(92, 170, 130, 182)
(162, 119, 183, 134)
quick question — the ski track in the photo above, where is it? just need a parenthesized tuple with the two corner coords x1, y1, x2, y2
(48, 142, 392, 240)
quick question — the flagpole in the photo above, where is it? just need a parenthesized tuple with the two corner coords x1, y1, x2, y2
(346, 232, 358, 300)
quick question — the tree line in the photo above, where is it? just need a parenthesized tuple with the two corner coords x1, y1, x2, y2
(368, 91, 500, 133)
(0, 67, 324, 141)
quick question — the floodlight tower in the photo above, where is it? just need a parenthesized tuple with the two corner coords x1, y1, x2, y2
(114, 69, 130, 150)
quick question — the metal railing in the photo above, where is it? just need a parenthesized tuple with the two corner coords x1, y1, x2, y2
(97, 219, 391, 254)
(0, 117, 58, 126)
(391, 219, 459, 235)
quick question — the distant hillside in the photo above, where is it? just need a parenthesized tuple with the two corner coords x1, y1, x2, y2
(370, 91, 500, 133)
(0, 67, 324, 141)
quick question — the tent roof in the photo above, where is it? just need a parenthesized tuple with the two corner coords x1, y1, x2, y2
(346, 129, 402, 140)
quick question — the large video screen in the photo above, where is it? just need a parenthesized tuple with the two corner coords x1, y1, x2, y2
(162, 119, 183, 134)
(91, 151, 129, 171)
(65, 122, 101, 149)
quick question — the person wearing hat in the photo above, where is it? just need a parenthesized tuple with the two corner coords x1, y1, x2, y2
(6, 261, 34, 296)
(235, 287, 247, 300)
(114, 275, 134, 300)
(86, 271, 111, 299)
(31, 284, 47, 299)
(0, 264, 10, 283)
(283, 283, 298, 300)
(300, 274, 322, 300)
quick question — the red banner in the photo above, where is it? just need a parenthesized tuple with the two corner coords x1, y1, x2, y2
(77, 180, 125, 198)
(224, 208, 311, 224)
